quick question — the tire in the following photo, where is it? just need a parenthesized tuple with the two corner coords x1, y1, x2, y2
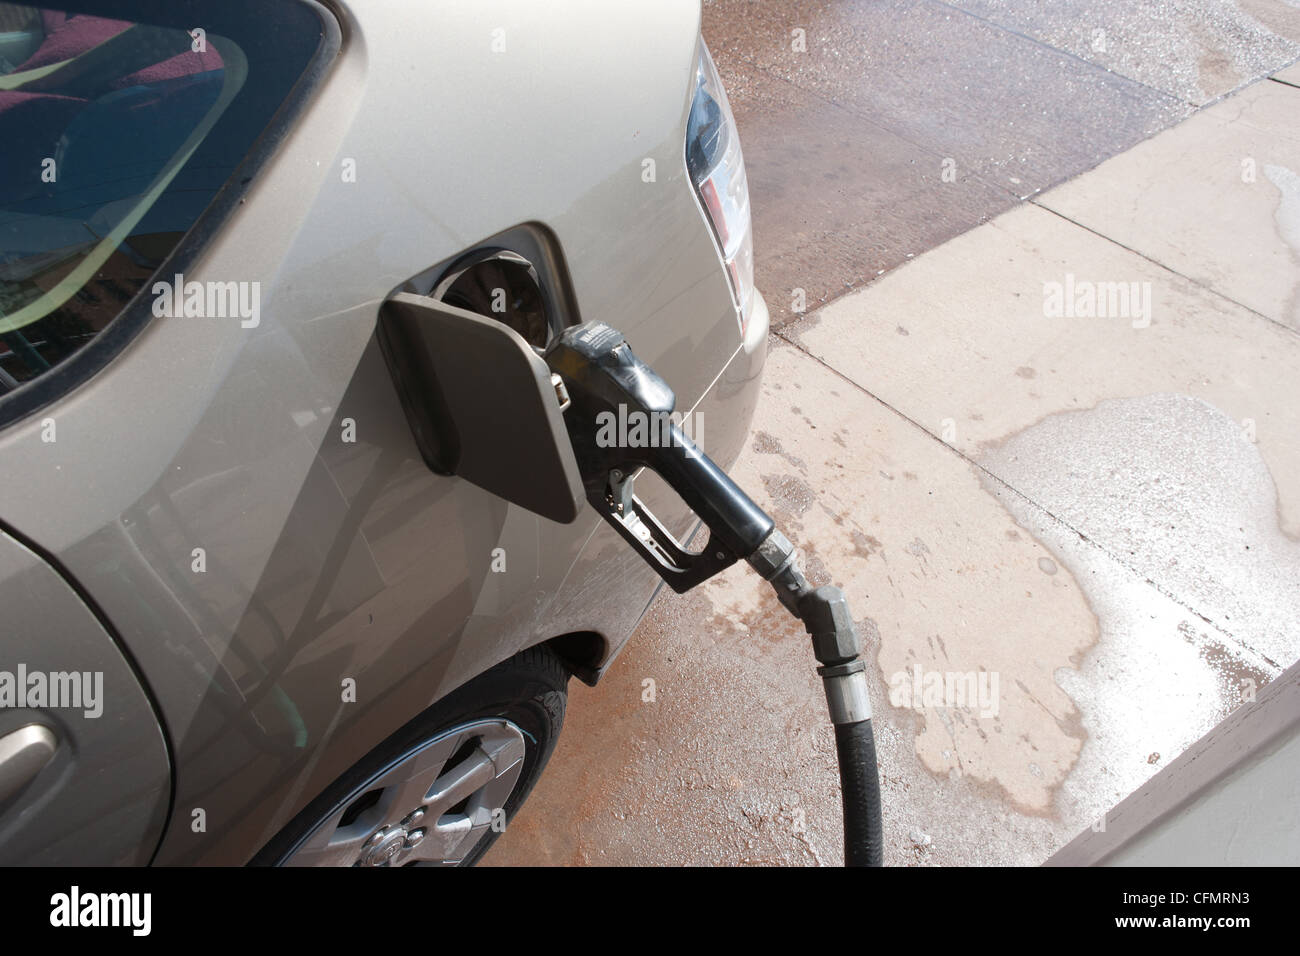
(252, 645, 568, 867)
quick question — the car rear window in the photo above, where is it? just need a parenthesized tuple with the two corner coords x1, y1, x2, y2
(0, 0, 331, 423)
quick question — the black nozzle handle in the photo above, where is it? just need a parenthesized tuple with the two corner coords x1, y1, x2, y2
(585, 425, 775, 594)
(648, 423, 774, 561)
(545, 322, 774, 590)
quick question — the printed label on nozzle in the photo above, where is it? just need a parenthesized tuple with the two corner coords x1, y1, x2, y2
(573, 323, 624, 354)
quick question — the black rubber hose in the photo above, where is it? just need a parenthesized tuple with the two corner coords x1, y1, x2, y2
(834, 718, 884, 866)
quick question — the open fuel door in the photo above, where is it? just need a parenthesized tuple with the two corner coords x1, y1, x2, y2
(377, 293, 585, 524)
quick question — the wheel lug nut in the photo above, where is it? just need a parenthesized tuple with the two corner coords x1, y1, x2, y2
(405, 829, 425, 847)
(402, 808, 425, 827)
(366, 828, 387, 847)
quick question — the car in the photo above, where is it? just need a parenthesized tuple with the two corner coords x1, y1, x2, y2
(0, 0, 768, 866)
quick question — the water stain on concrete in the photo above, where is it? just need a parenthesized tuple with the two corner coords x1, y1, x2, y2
(1264, 163, 1300, 327)
(983, 392, 1300, 666)
(1238, 0, 1300, 54)
(979, 392, 1295, 827)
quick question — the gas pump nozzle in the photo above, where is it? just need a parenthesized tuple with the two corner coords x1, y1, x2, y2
(545, 322, 883, 866)
(544, 322, 775, 592)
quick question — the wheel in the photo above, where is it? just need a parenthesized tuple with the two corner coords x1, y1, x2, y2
(254, 646, 568, 867)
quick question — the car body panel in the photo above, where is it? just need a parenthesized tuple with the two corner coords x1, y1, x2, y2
(0, 0, 766, 864)
(0, 530, 170, 864)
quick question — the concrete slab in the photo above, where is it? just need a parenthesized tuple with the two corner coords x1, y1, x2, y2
(704, 0, 1189, 195)
(952, 0, 1300, 105)
(789, 202, 1300, 546)
(1039, 79, 1300, 331)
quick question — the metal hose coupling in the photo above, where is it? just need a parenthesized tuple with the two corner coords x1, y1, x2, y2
(797, 586, 872, 726)
(745, 528, 808, 614)
(746, 530, 871, 725)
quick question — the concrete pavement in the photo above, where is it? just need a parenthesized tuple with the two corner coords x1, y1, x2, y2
(704, 0, 1300, 329)
(486, 14, 1300, 866)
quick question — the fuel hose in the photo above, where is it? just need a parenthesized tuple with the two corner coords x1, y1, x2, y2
(544, 321, 885, 867)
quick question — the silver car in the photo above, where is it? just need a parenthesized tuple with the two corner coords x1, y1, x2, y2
(0, 0, 767, 865)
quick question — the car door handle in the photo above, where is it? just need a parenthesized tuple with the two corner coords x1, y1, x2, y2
(0, 724, 58, 806)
